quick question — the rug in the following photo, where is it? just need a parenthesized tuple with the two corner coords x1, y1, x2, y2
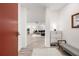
(32, 48, 62, 56)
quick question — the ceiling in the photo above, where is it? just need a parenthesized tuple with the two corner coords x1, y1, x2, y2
(22, 3, 68, 11)
(22, 3, 68, 23)
(39, 3, 68, 11)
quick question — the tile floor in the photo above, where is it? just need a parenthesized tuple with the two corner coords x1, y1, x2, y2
(18, 34, 45, 56)
(18, 34, 68, 56)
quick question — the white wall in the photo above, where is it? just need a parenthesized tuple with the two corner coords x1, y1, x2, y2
(45, 4, 79, 49)
(45, 8, 51, 47)
(60, 3, 79, 49)
(27, 4, 45, 23)
(47, 10, 61, 31)
(18, 4, 27, 51)
(45, 8, 62, 47)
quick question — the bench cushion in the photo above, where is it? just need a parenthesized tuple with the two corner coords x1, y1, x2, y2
(60, 44, 79, 56)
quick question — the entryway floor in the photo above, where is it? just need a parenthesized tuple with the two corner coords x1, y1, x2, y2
(18, 34, 45, 56)
(18, 34, 68, 56)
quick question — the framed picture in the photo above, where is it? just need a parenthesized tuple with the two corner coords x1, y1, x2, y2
(72, 13, 79, 28)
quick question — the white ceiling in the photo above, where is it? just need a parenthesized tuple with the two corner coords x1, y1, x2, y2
(22, 3, 68, 11)
(22, 3, 68, 23)
(39, 3, 68, 11)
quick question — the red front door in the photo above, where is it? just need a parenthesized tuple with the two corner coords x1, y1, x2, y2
(0, 3, 18, 56)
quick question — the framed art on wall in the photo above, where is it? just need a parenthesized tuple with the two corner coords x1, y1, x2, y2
(72, 13, 79, 28)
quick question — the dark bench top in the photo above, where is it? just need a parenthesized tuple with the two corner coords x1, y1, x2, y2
(60, 44, 79, 56)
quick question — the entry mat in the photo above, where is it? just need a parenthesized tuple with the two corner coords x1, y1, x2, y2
(32, 48, 63, 56)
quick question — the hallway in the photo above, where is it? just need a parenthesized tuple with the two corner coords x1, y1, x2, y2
(18, 34, 45, 56)
(18, 3, 79, 56)
(27, 34, 45, 48)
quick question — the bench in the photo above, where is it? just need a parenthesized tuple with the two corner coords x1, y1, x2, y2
(59, 43, 79, 56)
